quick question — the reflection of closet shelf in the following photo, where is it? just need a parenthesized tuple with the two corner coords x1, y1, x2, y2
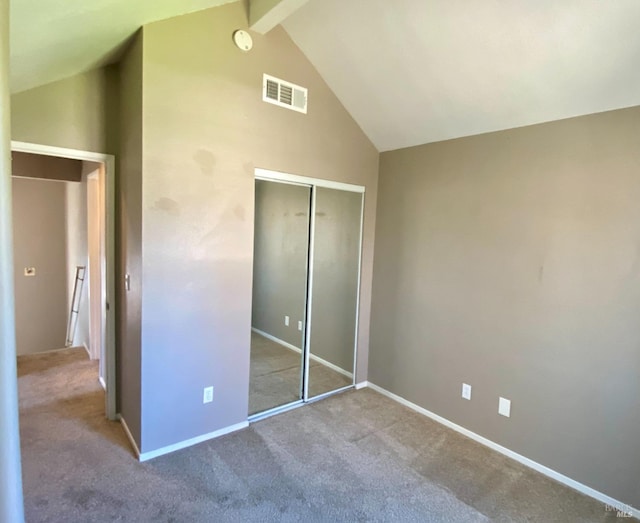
(251, 327, 353, 379)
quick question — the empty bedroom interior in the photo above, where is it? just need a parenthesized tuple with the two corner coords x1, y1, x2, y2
(2, 0, 640, 520)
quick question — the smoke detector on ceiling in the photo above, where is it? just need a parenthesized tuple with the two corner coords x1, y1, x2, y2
(233, 30, 253, 52)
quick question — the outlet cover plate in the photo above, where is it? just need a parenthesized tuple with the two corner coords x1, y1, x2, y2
(499, 397, 511, 417)
(203, 386, 214, 404)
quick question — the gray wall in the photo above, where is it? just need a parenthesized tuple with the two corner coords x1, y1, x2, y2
(252, 180, 309, 348)
(371, 106, 640, 509)
(12, 177, 68, 354)
(117, 31, 143, 445)
(138, 1, 378, 453)
(12, 151, 82, 182)
(7, 1, 379, 455)
(11, 67, 117, 154)
(309, 188, 362, 373)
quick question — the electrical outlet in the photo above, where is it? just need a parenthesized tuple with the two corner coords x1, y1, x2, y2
(285, 316, 290, 326)
(462, 383, 472, 400)
(498, 397, 511, 417)
(203, 386, 214, 404)
(24, 267, 36, 277)
(298, 320, 303, 331)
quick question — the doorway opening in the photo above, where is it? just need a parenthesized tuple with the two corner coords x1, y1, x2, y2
(249, 168, 365, 421)
(10, 141, 116, 420)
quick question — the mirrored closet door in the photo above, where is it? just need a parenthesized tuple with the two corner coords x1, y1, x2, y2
(249, 170, 364, 419)
(249, 179, 310, 416)
(305, 187, 363, 399)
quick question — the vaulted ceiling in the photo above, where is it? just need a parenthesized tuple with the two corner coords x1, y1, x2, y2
(283, 0, 640, 151)
(9, 0, 237, 93)
(9, 0, 640, 152)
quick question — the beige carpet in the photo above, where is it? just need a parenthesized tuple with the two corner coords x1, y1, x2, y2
(249, 331, 351, 415)
(18, 348, 630, 522)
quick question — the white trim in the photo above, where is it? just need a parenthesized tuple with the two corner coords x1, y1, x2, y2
(11, 141, 117, 421)
(255, 168, 365, 194)
(11, 141, 108, 163)
(98, 376, 106, 391)
(352, 192, 365, 385)
(303, 186, 317, 401)
(364, 382, 639, 519)
(355, 381, 369, 390)
(252, 327, 302, 354)
(119, 417, 141, 459)
(248, 400, 304, 423)
(306, 384, 352, 403)
(82, 343, 90, 358)
(309, 353, 352, 379)
(11, 175, 71, 184)
(252, 327, 352, 378)
(138, 422, 249, 462)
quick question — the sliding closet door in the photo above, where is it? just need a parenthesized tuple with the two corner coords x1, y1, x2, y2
(250, 180, 311, 416)
(307, 187, 363, 399)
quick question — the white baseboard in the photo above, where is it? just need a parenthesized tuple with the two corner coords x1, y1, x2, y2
(252, 327, 353, 379)
(119, 417, 141, 459)
(252, 327, 301, 353)
(138, 422, 249, 462)
(309, 353, 353, 379)
(355, 381, 368, 390)
(98, 376, 106, 391)
(365, 382, 639, 519)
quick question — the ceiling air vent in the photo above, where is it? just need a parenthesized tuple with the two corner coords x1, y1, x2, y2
(263, 74, 307, 114)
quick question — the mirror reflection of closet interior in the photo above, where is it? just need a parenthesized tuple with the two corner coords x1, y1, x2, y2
(250, 175, 364, 418)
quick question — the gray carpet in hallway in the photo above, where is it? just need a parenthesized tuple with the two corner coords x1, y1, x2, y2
(18, 348, 629, 522)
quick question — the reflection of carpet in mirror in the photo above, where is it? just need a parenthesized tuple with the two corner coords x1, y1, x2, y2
(249, 331, 352, 416)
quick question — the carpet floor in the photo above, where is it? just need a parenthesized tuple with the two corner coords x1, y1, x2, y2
(249, 332, 351, 415)
(18, 348, 629, 522)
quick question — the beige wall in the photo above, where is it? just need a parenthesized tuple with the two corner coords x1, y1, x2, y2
(12, 177, 68, 355)
(136, 1, 378, 452)
(116, 32, 143, 444)
(12, 151, 82, 181)
(372, 106, 640, 509)
(11, 67, 117, 154)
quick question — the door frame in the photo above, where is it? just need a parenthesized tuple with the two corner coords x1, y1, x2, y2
(11, 140, 117, 420)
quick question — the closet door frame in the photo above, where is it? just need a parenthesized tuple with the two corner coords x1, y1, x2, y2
(255, 168, 365, 406)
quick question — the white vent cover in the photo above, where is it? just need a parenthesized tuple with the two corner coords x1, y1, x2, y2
(262, 74, 308, 114)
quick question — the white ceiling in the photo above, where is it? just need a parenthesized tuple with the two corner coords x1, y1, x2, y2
(11, 0, 640, 150)
(283, 0, 640, 151)
(10, 0, 236, 93)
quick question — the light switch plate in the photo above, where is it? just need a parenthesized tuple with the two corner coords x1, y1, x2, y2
(499, 397, 511, 417)
(462, 383, 472, 400)
(203, 386, 214, 404)
(298, 320, 303, 331)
